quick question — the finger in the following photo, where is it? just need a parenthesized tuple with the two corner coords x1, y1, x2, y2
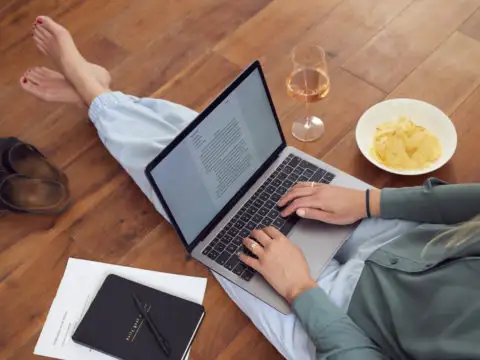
(296, 207, 336, 223)
(293, 181, 323, 189)
(243, 237, 264, 257)
(297, 181, 321, 187)
(278, 186, 315, 206)
(263, 226, 283, 239)
(250, 229, 272, 247)
(281, 197, 321, 217)
(238, 253, 260, 271)
(278, 187, 316, 207)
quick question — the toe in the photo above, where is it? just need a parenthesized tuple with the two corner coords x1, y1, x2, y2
(33, 32, 47, 49)
(26, 68, 45, 84)
(19, 76, 28, 87)
(20, 76, 54, 102)
(34, 38, 48, 55)
(31, 66, 45, 76)
(33, 34, 46, 48)
(20, 77, 41, 96)
(36, 16, 67, 37)
(34, 25, 51, 42)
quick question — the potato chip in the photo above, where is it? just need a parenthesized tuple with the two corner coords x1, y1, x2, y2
(370, 117, 442, 170)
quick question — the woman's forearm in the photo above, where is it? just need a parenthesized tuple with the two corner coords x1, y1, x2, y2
(378, 178, 480, 224)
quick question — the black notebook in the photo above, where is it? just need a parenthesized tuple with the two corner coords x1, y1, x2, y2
(72, 274, 205, 360)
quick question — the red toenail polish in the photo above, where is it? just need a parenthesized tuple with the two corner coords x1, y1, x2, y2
(37, 18, 43, 24)
(22, 78, 27, 83)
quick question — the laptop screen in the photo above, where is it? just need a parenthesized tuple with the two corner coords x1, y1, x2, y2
(149, 66, 284, 245)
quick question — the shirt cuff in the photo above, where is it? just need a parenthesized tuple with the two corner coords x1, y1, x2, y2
(292, 286, 345, 333)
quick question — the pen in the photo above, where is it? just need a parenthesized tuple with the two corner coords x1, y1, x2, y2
(132, 293, 171, 357)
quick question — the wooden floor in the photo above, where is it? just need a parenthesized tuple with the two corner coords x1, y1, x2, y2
(1, 0, 480, 359)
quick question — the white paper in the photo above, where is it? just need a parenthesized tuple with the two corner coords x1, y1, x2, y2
(34, 258, 207, 360)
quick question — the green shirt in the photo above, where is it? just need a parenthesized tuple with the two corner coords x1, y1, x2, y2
(292, 178, 480, 359)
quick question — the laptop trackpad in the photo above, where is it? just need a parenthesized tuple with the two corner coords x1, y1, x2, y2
(288, 219, 355, 279)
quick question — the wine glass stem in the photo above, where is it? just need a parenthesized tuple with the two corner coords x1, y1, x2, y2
(305, 99, 311, 128)
(302, 67, 311, 128)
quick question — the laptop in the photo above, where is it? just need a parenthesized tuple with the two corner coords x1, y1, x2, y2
(145, 61, 369, 314)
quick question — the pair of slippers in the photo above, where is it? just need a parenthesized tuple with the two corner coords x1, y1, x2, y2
(0, 138, 70, 214)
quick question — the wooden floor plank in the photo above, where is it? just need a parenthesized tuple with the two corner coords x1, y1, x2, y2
(388, 31, 480, 115)
(215, 0, 342, 66)
(101, 0, 272, 53)
(0, 0, 84, 53)
(153, 52, 240, 111)
(217, 324, 281, 360)
(108, 29, 209, 97)
(6, 334, 38, 360)
(117, 225, 205, 277)
(63, 141, 124, 202)
(19, 108, 97, 168)
(459, 8, 480, 41)
(67, 180, 162, 263)
(445, 85, 480, 182)
(290, 0, 415, 68)
(0, 231, 90, 359)
(343, 0, 480, 92)
(105, 0, 271, 96)
(193, 287, 253, 359)
(98, 0, 204, 52)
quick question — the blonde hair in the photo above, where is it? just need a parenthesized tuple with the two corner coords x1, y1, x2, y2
(422, 214, 480, 257)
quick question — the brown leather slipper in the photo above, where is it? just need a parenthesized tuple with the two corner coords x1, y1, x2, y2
(0, 137, 68, 186)
(0, 174, 70, 214)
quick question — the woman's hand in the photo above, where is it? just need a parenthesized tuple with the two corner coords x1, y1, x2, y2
(277, 182, 380, 225)
(239, 227, 317, 304)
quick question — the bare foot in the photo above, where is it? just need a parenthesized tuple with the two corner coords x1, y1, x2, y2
(21, 67, 83, 105)
(20, 62, 111, 104)
(32, 16, 109, 104)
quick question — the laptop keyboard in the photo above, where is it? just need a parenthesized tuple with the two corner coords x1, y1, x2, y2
(202, 154, 335, 281)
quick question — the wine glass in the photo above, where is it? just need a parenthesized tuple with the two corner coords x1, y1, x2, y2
(286, 43, 330, 142)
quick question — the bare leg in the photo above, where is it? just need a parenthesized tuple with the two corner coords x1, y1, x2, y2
(32, 16, 108, 104)
(20, 66, 110, 106)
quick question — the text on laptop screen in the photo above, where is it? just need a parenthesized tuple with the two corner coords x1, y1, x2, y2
(150, 69, 283, 244)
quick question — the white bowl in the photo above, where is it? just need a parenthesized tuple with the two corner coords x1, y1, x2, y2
(355, 98, 457, 176)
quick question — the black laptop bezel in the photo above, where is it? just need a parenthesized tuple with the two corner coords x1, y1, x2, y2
(145, 61, 287, 253)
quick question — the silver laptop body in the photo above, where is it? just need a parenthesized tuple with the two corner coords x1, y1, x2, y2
(146, 61, 369, 314)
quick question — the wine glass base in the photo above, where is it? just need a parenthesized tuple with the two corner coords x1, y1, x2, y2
(292, 116, 325, 142)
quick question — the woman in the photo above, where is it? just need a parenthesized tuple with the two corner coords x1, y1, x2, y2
(21, 16, 480, 359)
